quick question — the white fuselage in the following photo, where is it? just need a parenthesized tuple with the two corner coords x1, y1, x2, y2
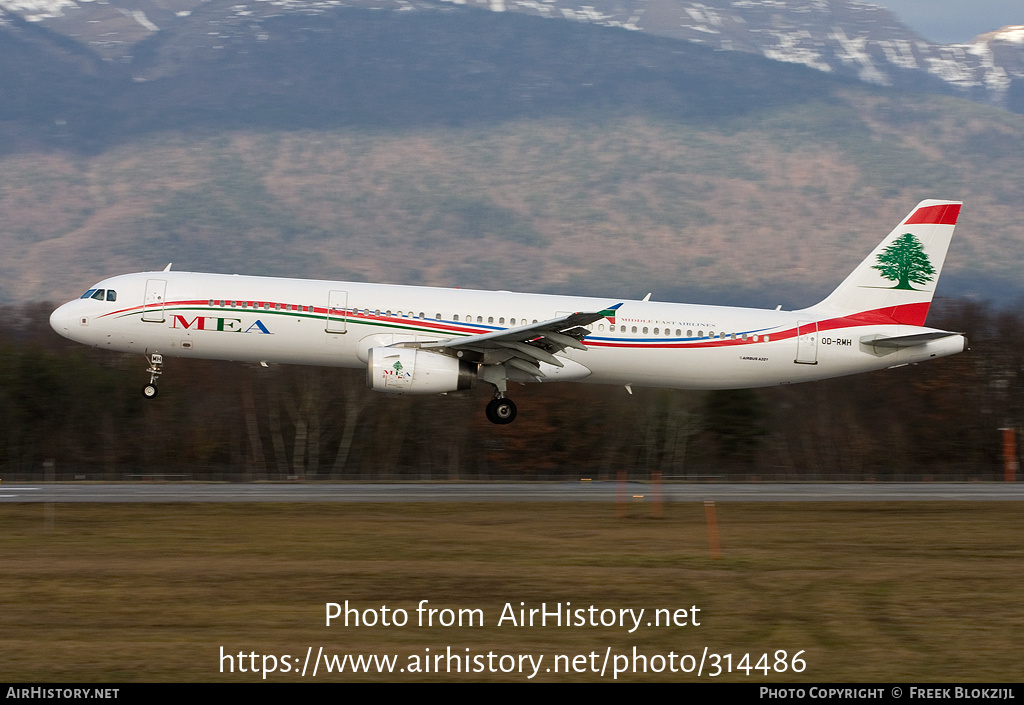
(49, 270, 964, 390)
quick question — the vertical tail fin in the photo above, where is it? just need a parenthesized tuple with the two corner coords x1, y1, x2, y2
(807, 200, 961, 326)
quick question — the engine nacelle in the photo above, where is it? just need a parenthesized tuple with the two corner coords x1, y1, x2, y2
(367, 347, 476, 394)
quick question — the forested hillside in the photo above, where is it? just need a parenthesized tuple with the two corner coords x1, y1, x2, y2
(2, 8, 1023, 306)
(2, 299, 1017, 480)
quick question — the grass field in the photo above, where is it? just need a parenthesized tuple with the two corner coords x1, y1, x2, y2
(2, 501, 1021, 682)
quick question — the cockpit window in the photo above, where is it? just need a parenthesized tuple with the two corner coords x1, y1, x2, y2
(79, 288, 116, 301)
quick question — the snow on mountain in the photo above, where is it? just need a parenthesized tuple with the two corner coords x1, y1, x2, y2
(0, 0, 78, 22)
(488, 0, 1024, 108)
(2, 0, 1022, 110)
(492, 0, 1024, 108)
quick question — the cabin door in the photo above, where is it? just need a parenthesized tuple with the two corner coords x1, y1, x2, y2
(142, 279, 167, 322)
(795, 320, 818, 364)
(325, 290, 348, 334)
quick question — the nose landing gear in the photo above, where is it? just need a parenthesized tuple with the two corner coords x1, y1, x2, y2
(143, 354, 163, 399)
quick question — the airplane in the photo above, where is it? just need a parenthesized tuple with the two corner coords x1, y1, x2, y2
(50, 199, 965, 424)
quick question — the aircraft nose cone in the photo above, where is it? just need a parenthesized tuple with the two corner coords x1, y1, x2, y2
(50, 304, 70, 338)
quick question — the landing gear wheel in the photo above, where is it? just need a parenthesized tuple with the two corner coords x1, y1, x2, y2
(143, 353, 163, 400)
(485, 397, 517, 425)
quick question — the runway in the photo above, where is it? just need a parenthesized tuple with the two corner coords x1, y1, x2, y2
(2, 482, 1023, 502)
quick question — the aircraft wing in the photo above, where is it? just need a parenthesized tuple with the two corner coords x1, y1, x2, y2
(418, 305, 621, 375)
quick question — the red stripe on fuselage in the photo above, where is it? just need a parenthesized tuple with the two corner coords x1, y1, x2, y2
(836, 301, 931, 326)
(586, 302, 934, 350)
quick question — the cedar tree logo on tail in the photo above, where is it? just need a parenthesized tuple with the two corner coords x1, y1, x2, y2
(871, 232, 936, 290)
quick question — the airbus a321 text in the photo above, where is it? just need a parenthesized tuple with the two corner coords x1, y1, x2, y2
(51, 200, 965, 424)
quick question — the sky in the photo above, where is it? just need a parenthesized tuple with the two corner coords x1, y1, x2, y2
(871, 1, 1021, 44)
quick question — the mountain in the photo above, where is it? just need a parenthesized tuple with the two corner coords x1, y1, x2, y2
(0, 1, 1022, 308)
(0, 3, 847, 147)
(3, 0, 1023, 112)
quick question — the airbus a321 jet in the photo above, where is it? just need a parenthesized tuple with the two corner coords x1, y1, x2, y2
(50, 200, 964, 424)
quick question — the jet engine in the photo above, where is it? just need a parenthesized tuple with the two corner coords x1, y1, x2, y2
(366, 347, 476, 394)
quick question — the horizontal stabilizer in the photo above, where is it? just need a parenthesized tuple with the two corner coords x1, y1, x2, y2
(860, 331, 962, 349)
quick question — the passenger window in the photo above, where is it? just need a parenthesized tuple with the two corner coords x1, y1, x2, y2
(106, 290, 117, 302)
(435, 313, 441, 320)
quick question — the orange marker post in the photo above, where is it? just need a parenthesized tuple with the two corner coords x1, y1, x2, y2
(652, 471, 663, 519)
(704, 499, 721, 560)
(1002, 428, 1018, 482)
(617, 469, 626, 518)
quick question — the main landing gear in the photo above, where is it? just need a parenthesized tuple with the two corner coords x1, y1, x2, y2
(480, 364, 518, 424)
(485, 395, 517, 425)
(143, 353, 163, 399)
